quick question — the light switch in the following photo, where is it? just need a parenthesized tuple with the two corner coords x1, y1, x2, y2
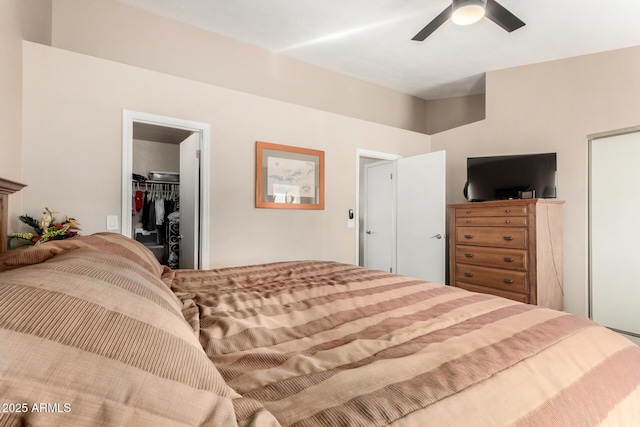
(106, 215, 119, 231)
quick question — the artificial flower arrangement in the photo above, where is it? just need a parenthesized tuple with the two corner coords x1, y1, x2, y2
(7, 207, 81, 249)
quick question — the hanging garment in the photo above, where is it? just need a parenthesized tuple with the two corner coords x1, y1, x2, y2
(135, 190, 144, 213)
(147, 198, 156, 232)
(141, 191, 149, 230)
(164, 198, 174, 223)
(142, 191, 155, 232)
(155, 198, 165, 226)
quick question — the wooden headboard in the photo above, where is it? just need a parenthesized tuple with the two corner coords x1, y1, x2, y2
(0, 178, 27, 254)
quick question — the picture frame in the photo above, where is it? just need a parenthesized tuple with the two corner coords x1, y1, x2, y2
(256, 141, 325, 210)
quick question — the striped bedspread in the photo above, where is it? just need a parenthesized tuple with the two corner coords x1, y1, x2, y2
(171, 260, 640, 427)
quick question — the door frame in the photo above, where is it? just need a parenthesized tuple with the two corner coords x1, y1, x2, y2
(122, 110, 211, 269)
(355, 149, 401, 266)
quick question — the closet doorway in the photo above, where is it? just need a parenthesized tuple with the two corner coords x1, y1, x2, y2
(122, 110, 211, 269)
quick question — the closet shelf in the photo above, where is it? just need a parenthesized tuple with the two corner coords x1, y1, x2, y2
(132, 180, 179, 185)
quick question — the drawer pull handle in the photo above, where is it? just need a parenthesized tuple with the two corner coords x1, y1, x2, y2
(505, 219, 510, 224)
(464, 235, 474, 239)
(505, 209, 510, 213)
(465, 210, 471, 214)
(503, 236, 514, 241)
(503, 279, 514, 284)
(464, 253, 474, 258)
(464, 272, 474, 277)
(466, 220, 471, 223)
(503, 257, 515, 262)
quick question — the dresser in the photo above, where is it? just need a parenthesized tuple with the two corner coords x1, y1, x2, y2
(448, 199, 564, 310)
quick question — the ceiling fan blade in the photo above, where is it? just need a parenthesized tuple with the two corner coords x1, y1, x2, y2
(412, 6, 452, 41)
(485, 0, 525, 32)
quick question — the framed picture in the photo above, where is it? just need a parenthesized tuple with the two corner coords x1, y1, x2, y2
(256, 141, 325, 210)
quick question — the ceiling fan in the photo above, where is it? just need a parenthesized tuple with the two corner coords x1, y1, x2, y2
(412, 0, 525, 41)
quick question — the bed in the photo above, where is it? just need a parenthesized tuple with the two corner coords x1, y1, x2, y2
(0, 232, 639, 426)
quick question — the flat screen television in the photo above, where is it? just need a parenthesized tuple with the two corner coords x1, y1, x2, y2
(465, 152, 557, 202)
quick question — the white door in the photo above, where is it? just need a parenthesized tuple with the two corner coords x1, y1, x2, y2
(179, 133, 200, 269)
(590, 131, 640, 335)
(396, 151, 446, 283)
(364, 161, 394, 272)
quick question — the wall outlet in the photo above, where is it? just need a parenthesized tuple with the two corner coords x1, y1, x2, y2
(106, 215, 119, 231)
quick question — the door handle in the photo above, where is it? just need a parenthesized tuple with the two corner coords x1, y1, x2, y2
(431, 234, 442, 239)
(366, 230, 374, 235)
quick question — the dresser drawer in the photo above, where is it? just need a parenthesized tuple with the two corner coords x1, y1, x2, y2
(456, 206, 527, 218)
(456, 216, 527, 227)
(456, 227, 527, 249)
(456, 264, 528, 293)
(455, 246, 527, 271)
(455, 282, 529, 304)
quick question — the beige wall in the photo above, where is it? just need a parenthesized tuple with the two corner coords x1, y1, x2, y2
(133, 140, 181, 177)
(425, 94, 486, 135)
(50, 0, 428, 134)
(21, 42, 430, 267)
(0, 0, 51, 229)
(431, 46, 640, 317)
(48, 0, 492, 136)
(0, 1, 25, 184)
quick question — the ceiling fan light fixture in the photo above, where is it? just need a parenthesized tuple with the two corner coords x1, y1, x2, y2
(451, 0, 487, 26)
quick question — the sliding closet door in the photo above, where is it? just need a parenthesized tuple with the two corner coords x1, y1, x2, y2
(590, 130, 640, 335)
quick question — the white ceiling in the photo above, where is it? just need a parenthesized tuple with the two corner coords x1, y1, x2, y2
(116, 0, 640, 100)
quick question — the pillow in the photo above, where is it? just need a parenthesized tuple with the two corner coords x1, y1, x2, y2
(0, 247, 242, 426)
(0, 232, 164, 277)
